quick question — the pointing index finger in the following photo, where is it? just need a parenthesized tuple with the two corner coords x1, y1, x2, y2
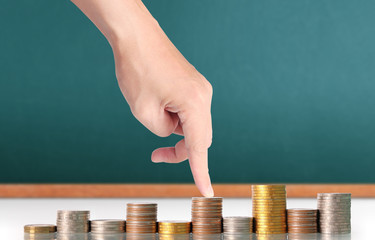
(180, 110, 213, 197)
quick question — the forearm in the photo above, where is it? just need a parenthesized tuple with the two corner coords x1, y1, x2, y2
(70, 0, 156, 48)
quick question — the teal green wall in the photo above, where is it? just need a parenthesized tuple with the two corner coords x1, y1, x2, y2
(1, 0, 374, 183)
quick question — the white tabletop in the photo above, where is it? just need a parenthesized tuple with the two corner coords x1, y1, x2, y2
(0, 198, 374, 239)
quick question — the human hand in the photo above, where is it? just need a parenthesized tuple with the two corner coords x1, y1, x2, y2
(113, 16, 214, 198)
(71, 0, 214, 197)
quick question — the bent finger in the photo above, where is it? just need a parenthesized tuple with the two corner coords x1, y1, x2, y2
(151, 139, 188, 163)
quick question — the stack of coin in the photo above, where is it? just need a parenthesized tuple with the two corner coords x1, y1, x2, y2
(287, 209, 318, 233)
(126, 203, 157, 233)
(191, 197, 223, 234)
(317, 193, 351, 234)
(24, 224, 56, 240)
(252, 185, 287, 234)
(56, 210, 90, 233)
(24, 224, 56, 234)
(223, 217, 253, 233)
(90, 219, 125, 233)
(158, 221, 191, 234)
(158, 221, 191, 240)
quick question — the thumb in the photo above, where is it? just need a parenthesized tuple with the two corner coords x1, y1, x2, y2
(132, 102, 179, 137)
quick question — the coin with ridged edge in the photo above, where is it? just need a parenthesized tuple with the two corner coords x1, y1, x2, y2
(223, 217, 253, 234)
(24, 224, 56, 234)
(158, 220, 191, 234)
(56, 210, 90, 233)
(191, 197, 223, 234)
(90, 219, 125, 233)
(287, 209, 317, 234)
(317, 193, 351, 234)
(126, 203, 157, 233)
(252, 185, 287, 235)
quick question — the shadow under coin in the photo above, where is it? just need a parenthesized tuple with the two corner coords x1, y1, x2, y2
(254, 234, 287, 240)
(159, 233, 191, 240)
(319, 233, 351, 240)
(288, 233, 318, 240)
(223, 233, 254, 240)
(56, 233, 88, 240)
(90, 233, 125, 240)
(24, 233, 56, 240)
(126, 233, 157, 240)
(192, 233, 223, 240)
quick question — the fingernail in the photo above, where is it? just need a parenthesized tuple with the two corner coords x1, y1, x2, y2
(151, 152, 162, 163)
(204, 185, 214, 197)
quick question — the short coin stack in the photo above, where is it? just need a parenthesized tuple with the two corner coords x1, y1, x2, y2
(191, 197, 223, 234)
(56, 210, 90, 233)
(24, 224, 56, 234)
(223, 217, 253, 234)
(158, 221, 191, 240)
(90, 219, 125, 233)
(287, 209, 318, 234)
(158, 221, 191, 234)
(24, 224, 56, 240)
(318, 193, 351, 234)
(126, 203, 157, 233)
(252, 185, 287, 234)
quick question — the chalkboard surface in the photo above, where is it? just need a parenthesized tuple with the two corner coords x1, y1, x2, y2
(1, 0, 375, 183)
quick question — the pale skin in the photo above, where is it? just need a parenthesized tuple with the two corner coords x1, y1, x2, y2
(71, 0, 214, 197)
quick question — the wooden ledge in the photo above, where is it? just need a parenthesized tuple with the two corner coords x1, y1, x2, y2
(0, 184, 374, 198)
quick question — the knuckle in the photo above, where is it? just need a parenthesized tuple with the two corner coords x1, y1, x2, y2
(188, 137, 212, 153)
(130, 100, 149, 122)
(207, 136, 213, 148)
(187, 79, 213, 104)
(156, 128, 173, 138)
(131, 100, 174, 138)
(203, 79, 213, 98)
(189, 143, 207, 154)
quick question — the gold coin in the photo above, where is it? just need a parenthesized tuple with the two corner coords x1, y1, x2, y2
(24, 224, 56, 233)
(252, 185, 286, 189)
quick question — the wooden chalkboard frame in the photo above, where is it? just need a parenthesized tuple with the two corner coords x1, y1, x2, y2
(0, 184, 374, 198)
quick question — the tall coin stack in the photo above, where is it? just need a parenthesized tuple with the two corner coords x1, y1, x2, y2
(223, 217, 253, 234)
(158, 221, 191, 240)
(90, 219, 125, 233)
(126, 203, 157, 233)
(252, 185, 287, 234)
(191, 197, 223, 234)
(317, 193, 351, 234)
(287, 209, 318, 234)
(56, 210, 90, 233)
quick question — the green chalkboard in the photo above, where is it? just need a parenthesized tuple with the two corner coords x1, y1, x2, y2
(1, 0, 375, 183)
